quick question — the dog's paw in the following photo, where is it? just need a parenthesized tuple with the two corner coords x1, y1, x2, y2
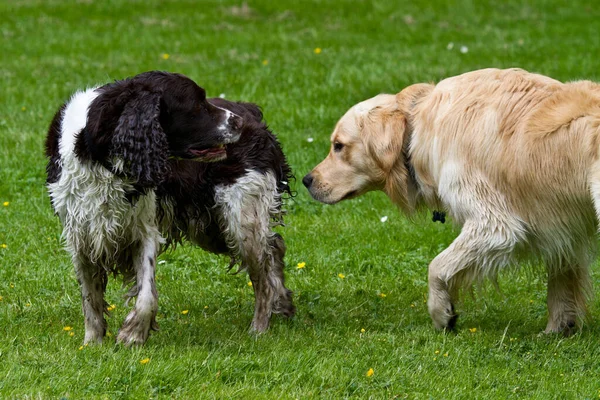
(428, 296, 458, 331)
(273, 289, 296, 318)
(116, 310, 152, 346)
(544, 319, 577, 337)
(83, 317, 107, 345)
(83, 330, 105, 345)
(249, 317, 270, 334)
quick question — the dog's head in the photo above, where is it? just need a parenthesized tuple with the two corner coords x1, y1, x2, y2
(81, 71, 243, 187)
(303, 84, 432, 212)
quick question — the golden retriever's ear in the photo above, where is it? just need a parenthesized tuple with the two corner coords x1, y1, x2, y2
(362, 101, 411, 211)
(362, 97, 406, 174)
(363, 84, 433, 213)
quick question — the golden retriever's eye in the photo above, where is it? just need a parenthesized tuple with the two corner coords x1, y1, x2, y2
(333, 141, 344, 152)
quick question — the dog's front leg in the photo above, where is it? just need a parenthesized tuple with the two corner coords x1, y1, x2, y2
(117, 236, 160, 346)
(427, 220, 516, 330)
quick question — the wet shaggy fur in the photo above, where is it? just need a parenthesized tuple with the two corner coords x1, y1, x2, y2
(45, 71, 294, 345)
(305, 68, 600, 335)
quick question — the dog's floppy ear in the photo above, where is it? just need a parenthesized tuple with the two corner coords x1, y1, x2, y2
(362, 98, 406, 174)
(238, 101, 263, 122)
(362, 100, 414, 211)
(110, 90, 168, 188)
(362, 84, 433, 213)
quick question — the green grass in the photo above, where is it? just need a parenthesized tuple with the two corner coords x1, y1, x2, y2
(2, 0, 600, 398)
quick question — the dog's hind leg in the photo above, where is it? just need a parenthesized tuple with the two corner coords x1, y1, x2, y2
(545, 255, 591, 336)
(215, 170, 294, 332)
(74, 255, 108, 344)
(117, 235, 160, 346)
(427, 219, 519, 330)
(268, 233, 295, 318)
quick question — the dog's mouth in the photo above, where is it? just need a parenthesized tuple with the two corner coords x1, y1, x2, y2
(188, 144, 228, 162)
(310, 189, 358, 205)
(340, 190, 358, 201)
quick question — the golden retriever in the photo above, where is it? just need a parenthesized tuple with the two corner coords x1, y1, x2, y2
(303, 68, 600, 334)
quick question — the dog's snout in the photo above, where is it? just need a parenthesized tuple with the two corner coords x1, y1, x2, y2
(229, 113, 243, 130)
(302, 173, 314, 188)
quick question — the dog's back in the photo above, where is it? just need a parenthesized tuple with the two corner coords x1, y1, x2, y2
(412, 68, 600, 254)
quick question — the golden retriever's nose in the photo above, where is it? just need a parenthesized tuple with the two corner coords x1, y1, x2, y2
(302, 173, 313, 188)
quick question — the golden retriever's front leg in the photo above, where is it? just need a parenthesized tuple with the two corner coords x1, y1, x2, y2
(427, 250, 460, 331)
(427, 220, 517, 330)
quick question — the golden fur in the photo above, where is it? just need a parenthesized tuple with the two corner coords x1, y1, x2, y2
(305, 68, 600, 334)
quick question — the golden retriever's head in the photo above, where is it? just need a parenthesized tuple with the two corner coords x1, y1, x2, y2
(303, 93, 409, 206)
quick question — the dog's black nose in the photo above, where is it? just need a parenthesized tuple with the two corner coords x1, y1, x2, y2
(302, 173, 313, 188)
(229, 113, 243, 130)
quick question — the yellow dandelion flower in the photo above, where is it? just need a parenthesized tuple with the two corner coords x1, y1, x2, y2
(10, 283, 14, 288)
(469, 327, 477, 333)
(530, 299, 534, 304)
(247, 281, 253, 287)
(78, 346, 84, 350)
(410, 303, 415, 308)
(378, 293, 387, 298)
(63, 326, 73, 331)
(140, 358, 150, 365)
(296, 262, 306, 269)
(434, 350, 440, 354)
(161, 53, 170, 60)
(106, 331, 113, 337)
(25, 303, 31, 307)
(443, 352, 449, 357)
(338, 273, 345, 279)
(262, 59, 269, 66)
(204, 305, 208, 309)
(314, 47, 322, 54)
(0, 296, 3, 301)
(107, 304, 116, 312)
(366, 368, 374, 377)
(69, 332, 74, 337)
(2, 202, 8, 206)
(360, 328, 365, 333)
(1, 244, 7, 249)
(181, 310, 189, 315)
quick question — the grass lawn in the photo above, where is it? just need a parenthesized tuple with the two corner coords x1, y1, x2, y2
(2, 0, 600, 398)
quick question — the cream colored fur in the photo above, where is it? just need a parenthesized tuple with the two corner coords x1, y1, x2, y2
(307, 68, 600, 334)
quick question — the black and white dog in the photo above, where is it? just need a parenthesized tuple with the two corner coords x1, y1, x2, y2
(45, 71, 295, 345)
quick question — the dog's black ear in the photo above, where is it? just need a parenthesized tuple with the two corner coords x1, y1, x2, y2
(110, 90, 168, 188)
(238, 101, 264, 122)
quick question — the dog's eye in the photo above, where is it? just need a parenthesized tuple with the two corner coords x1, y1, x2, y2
(333, 142, 344, 152)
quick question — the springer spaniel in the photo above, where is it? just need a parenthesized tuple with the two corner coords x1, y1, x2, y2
(45, 71, 295, 345)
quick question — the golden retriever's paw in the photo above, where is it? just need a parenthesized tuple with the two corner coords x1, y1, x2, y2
(429, 299, 458, 331)
(544, 319, 577, 337)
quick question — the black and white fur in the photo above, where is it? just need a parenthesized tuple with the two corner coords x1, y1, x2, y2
(45, 72, 295, 345)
